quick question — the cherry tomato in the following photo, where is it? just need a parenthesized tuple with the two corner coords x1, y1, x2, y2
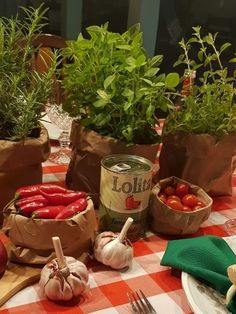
(175, 183, 190, 198)
(182, 194, 198, 208)
(158, 193, 167, 204)
(182, 205, 192, 212)
(197, 200, 206, 208)
(166, 199, 183, 211)
(192, 205, 204, 211)
(163, 185, 175, 196)
(167, 195, 181, 202)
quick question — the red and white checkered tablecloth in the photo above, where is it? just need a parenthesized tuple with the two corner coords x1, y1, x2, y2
(0, 147, 236, 314)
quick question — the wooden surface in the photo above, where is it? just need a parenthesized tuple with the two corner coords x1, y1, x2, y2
(0, 262, 41, 307)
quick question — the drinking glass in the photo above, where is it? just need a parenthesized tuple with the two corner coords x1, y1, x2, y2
(45, 103, 73, 164)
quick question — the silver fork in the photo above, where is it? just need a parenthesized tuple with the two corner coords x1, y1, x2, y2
(127, 289, 157, 314)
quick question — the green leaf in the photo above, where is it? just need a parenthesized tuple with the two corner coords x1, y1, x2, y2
(122, 88, 134, 98)
(93, 99, 108, 108)
(124, 101, 133, 111)
(97, 89, 110, 101)
(135, 54, 146, 67)
(104, 74, 115, 89)
(220, 42, 231, 53)
(146, 104, 155, 118)
(165, 73, 180, 88)
(198, 50, 203, 61)
(141, 78, 154, 86)
(149, 55, 163, 67)
(144, 68, 159, 77)
(116, 45, 131, 51)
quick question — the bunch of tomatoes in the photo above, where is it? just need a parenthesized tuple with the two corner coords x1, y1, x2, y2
(158, 182, 206, 212)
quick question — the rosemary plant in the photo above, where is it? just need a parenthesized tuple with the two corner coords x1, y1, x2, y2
(0, 5, 58, 141)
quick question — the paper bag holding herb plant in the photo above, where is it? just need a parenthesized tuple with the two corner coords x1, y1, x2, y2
(0, 125, 50, 226)
(66, 121, 160, 206)
(61, 24, 179, 205)
(158, 26, 236, 196)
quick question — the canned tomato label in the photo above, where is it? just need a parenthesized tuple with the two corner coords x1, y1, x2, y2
(99, 154, 153, 240)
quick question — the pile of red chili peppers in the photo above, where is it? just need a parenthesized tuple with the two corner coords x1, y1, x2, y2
(14, 184, 88, 219)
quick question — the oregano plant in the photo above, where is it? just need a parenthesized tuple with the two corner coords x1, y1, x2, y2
(61, 23, 179, 144)
(164, 26, 236, 138)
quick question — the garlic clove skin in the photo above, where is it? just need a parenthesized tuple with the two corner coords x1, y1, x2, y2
(39, 256, 89, 301)
(94, 232, 133, 270)
(101, 239, 133, 269)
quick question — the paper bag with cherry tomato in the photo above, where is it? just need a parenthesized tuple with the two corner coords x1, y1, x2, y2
(148, 176, 212, 235)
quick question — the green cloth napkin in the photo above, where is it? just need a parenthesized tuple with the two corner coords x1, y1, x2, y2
(160, 235, 236, 313)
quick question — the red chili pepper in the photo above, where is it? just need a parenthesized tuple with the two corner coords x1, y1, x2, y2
(39, 185, 68, 194)
(15, 184, 68, 199)
(55, 198, 88, 219)
(40, 191, 87, 206)
(15, 195, 49, 208)
(19, 201, 50, 217)
(32, 206, 65, 219)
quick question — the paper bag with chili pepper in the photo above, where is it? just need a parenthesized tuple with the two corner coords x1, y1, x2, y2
(158, 132, 236, 196)
(66, 121, 159, 206)
(0, 125, 50, 226)
(2, 198, 97, 265)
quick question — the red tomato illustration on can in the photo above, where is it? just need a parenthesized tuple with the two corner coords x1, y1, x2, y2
(125, 195, 141, 209)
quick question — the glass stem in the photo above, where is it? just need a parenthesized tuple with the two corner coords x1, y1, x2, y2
(59, 130, 70, 150)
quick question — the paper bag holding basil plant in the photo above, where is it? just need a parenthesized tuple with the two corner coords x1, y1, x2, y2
(158, 132, 236, 196)
(148, 176, 212, 235)
(0, 125, 50, 226)
(2, 198, 96, 265)
(66, 121, 159, 206)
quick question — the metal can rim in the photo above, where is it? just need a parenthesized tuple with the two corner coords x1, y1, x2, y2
(101, 154, 153, 174)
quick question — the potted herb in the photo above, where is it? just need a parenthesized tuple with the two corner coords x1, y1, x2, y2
(159, 26, 236, 195)
(61, 23, 179, 199)
(0, 5, 58, 219)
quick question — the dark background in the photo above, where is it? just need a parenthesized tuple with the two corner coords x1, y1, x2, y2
(1, 0, 236, 74)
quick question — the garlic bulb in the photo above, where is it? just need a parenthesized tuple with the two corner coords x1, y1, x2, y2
(94, 217, 133, 270)
(226, 264, 236, 304)
(39, 237, 89, 301)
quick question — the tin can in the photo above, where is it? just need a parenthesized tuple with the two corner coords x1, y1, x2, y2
(99, 154, 153, 240)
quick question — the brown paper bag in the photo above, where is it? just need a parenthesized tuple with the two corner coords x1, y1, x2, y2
(158, 132, 236, 196)
(149, 176, 212, 235)
(0, 125, 50, 225)
(66, 121, 159, 206)
(2, 198, 97, 265)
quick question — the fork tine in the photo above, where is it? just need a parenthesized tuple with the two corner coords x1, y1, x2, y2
(127, 290, 157, 314)
(139, 290, 156, 314)
(131, 291, 145, 313)
(136, 291, 149, 313)
(127, 293, 139, 313)
(127, 291, 144, 313)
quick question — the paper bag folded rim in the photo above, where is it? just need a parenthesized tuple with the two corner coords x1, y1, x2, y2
(149, 176, 212, 235)
(2, 198, 97, 265)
